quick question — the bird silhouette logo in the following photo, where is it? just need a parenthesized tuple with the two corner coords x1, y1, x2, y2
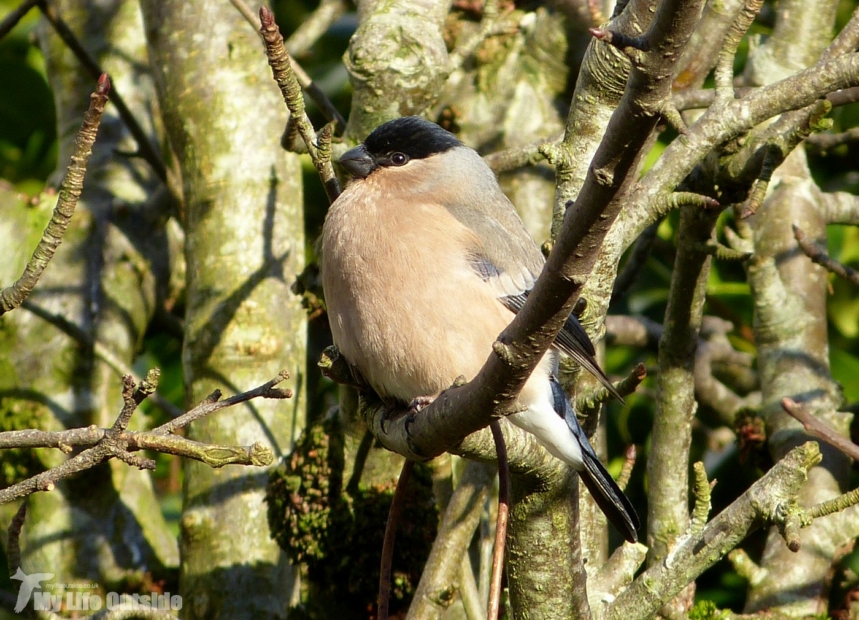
(11, 567, 54, 613)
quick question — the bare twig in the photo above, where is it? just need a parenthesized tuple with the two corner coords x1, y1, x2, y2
(793, 224, 859, 286)
(577, 362, 646, 411)
(154, 369, 292, 435)
(228, 0, 346, 128)
(727, 548, 766, 585)
(36, 1, 167, 183)
(408, 460, 495, 619)
(488, 421, 509, 620)
(115, 371, 159, 431)
(0, 372, 284, 505)
(781, 397, 859, 462)
(0, 0, 39, 40)
(616, 444, 637, 493)
(807, 487, 859, 519)
(485, 138, 554, 174)
(0, 75, 109, 316)
(7, 502, 27, 574)
(259, 7, 340, 203)
(460, 554, 486, 620)
(714, 0, 764, 98)
(284, 0, 348, 60)
(378, 459, 414, 620)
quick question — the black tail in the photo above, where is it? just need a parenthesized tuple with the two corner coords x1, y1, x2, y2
(551, 376, 639, 543)
(579, 448, 639, 543)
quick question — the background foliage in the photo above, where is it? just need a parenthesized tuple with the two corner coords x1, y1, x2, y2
(2, 0, 859, 617)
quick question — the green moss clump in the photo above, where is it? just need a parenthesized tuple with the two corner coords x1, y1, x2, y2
(688, 600, 731, 620)
(267, 415, 438, 618)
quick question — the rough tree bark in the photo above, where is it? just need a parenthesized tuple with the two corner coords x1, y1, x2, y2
(141, 1, 307, 617)
(1, 0, 178, 588)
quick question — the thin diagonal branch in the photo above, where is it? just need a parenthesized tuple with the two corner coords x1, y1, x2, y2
(781, 397, 859, 462)
(37, 1, 167, 183)
(0, 0, 39, 40)
(154, 370, 292, 435)
(229, 0, 346, 128)
(793, 224, 859, 286)
(259, 7, 340, 203)
(0, 75, 109, 316)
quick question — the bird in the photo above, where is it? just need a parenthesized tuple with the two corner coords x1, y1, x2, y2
(321, 116, 639, 542)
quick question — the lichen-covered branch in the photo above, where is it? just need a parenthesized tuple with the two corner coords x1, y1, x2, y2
(259, 7, 340, 202)
(647, 204, 719, 619)
(0, 75, 109, 316)
(605, 442, 821, 620)
(407, 461, 494, 620)
(0, 371, 285, 505)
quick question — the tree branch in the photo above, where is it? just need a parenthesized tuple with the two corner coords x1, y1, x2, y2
(36, 1, 167, 182)
(793, 224, 859, 286)
(0, 371, 288, 505)
(407, 461, 494, 620)
(259, 7, 340, 203)
(605, 442, 822, 620)
(0, 75, 109, 316)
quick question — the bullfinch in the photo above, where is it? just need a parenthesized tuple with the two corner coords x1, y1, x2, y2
(321, 116, 639, 542)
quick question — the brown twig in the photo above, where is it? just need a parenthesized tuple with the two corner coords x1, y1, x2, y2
(228, 0, 346, 129)
(793, 224, 859, 286)
(115, 371, 159, 431)
(0, 371, 285, 505)
(36, 1, 167, 183)
(7, 502, 27, 574)
(616, 445, 637, 493)
(781, 397, 859, 461)
(258, 6, 340, 203)
(153, 369, 292, 435)
(488, 421, 509, 620)
(0, 0, 39, 40)
(0, 75, 109, 316)
(378, 459, 414, 620)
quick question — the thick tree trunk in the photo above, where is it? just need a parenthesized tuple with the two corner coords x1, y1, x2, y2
(141, 1, 307, 617)
(0, 0, 178, 589)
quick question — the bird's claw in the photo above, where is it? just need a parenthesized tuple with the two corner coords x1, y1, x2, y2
(409, 395, 435, 413)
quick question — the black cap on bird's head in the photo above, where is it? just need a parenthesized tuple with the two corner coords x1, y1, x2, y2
(339, 117, 462, 179)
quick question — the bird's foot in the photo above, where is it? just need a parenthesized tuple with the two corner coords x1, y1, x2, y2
(408, 395, 435, 413)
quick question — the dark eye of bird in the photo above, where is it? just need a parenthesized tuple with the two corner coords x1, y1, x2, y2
(390, 152, 409, 166)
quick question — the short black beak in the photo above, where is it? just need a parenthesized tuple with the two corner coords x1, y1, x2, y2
(339, 144, 376, 179)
